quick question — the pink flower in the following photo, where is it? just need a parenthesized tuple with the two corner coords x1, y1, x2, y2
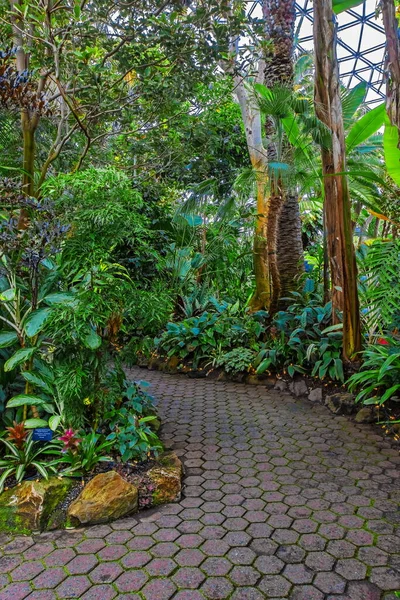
(59, 429, 81, 453)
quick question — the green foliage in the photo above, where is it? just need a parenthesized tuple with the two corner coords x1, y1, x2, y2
(0, 431, 57, 492)
(156, 303, 266, 368)
(216, 348, 255, 374)
(254, 291, 345, 382)
(105, 381, 162, 462)
(358, 240, 400, 334)
(347, 339, 400, 406)
(48, 430, 113, 477)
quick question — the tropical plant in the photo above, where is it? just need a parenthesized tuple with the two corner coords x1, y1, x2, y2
(0, 431, 57, 492)
(48, 430, 113, 477)
(216, 348, 255, 374)
(347, 338, 400, 405)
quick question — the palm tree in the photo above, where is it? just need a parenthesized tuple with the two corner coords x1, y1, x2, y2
(262, 0, 304, 309)
(381, 0, 400, 138)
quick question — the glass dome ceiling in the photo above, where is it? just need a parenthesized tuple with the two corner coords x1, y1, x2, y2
(246, 0, 386, 107)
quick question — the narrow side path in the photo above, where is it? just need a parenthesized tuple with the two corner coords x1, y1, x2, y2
(0, 368, 399, 600)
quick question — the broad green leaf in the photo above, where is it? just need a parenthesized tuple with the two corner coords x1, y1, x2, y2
(49, 415, 61, 431)
(0, 288, 15, 302)
(21, 371, 53, 394)
(380, 384, 400, 404)
(6, 394, 46, 408)
(333, 0, 363, 13)
(383, 118, 400, 186)
(44, 292, 77, 306)
(0, 331, 18, 348)
(24, 418, 49, 429)
(4, 347, 36, 371)
(24, 308, 52, 337)
(183, 214, 202, 227)
(346, 103, 385, 153)
(83, 329, 102, 350)
(342, 82, 367, 125)
(321, 324, 343, 334)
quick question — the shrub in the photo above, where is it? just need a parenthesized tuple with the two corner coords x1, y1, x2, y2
(347, 338, 400, 405)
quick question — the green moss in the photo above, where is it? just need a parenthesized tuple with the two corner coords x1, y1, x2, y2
(39, 478, 74, 530)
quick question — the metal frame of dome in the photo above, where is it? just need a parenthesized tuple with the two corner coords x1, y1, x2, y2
(245, 0, 386, 107)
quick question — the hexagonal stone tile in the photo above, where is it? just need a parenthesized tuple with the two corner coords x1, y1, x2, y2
(175, 549, 205, 567)
(370, 566, 400, 590)
(97, 545, 127, 561)
(172, 567, 205, 588)
(141, 578, 177, 600)
(226, 547, 256, 565)
(202, 557, 231, 576)
(314, 571, 346, 594)
(289, 585, 324, 600)
(335, 558, 367, 580)
(66, 554, 98, 575)
(0, 582, 32, 600)
(283, 563, 314, 584)
(254, 555, 284, 575)
(305, 551, 335, 571)
(33, 568, 67, 589)
(115, 570, 148, 592)
(44, 548, 76, 567)
(89, 562, 123, 583)
(146, 558, 177, 576)
(121, 550, 152, 568)
(11, 561, 44, 581)
(200, 576, 234, 599)
(230, 565, 260, 586)
(55, 575, 91, 598)
(231, 588, 265, 600)
(276, 545, 306, 564)
(80, 584, 117, 600)
(75, 539, 105, 554)
(258, 574, 292, 597)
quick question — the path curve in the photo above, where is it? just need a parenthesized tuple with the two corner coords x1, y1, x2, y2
(0, 368, 399, 600)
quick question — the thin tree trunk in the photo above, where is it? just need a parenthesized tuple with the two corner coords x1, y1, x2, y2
(313, 0, 362, 361)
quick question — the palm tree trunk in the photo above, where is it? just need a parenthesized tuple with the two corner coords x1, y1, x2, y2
(262, 0, 304, 309)
(313, 0, 362, 362)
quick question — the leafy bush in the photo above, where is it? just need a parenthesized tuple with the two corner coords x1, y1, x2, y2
(216, 348, 255, 374)
(347, 338, 400, 405)
(255, 297, 345, 381)
(156, 303, 266, 368)
(0, 429, 57, 492)
(48, 430, 113, 477)
(105, 380, 162, 462)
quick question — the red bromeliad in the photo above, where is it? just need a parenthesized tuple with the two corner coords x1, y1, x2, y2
(59, 429, 81, 453)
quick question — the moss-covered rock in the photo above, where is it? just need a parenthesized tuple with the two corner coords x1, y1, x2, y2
(0, 477, 73, 534)
(147, 451, 183, 506)
(67, 471, 138, 526)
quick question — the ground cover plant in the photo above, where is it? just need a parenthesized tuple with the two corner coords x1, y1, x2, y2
(0, 0, 400, 502)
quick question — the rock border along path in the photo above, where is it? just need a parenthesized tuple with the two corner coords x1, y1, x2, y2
(0, 367, 399, 599)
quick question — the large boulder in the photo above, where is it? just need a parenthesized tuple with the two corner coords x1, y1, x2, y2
(0, 477, 73, 534)
(325, 392, 355, 415)
(68, 471, 138, 526)
(147, 452, 183, 506)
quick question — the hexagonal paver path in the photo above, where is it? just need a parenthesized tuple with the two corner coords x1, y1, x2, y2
(1, 368, 399, 600)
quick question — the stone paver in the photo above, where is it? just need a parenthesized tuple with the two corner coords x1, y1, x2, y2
(1, 367, 399, 598)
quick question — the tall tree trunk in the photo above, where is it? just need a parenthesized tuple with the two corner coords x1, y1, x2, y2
(277, 192, 303, 300)
(251, 162, 272, 310)
(313, 0, 362, 361)
(262, 0, 303, 309)
(382, 0, 400, 141)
